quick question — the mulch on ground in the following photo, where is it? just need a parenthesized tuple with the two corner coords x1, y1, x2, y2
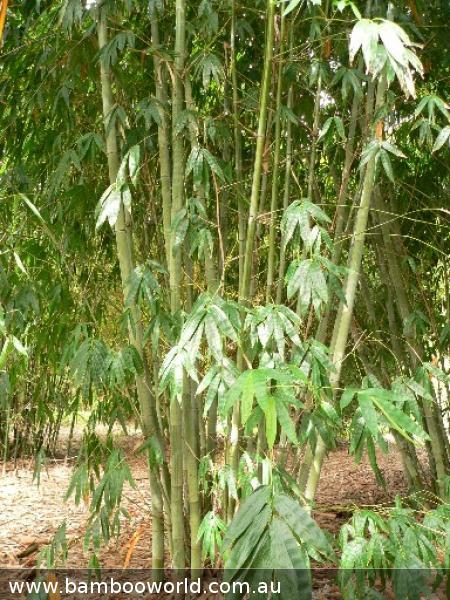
(0, 430, 436, 598)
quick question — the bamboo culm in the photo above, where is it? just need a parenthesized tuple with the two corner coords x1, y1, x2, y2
(304, 76, 387, 502)
(97, 9, 165, 577)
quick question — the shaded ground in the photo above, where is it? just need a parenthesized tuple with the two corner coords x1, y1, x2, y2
(0, 429, 434, 598)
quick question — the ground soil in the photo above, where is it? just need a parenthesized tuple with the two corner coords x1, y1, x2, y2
(0, 428, 440, 598)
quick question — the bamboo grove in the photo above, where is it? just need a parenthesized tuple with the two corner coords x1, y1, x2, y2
(0, 0, 450, 596)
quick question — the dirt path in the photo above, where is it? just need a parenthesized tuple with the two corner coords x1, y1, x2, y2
(0, 432, 409, 567)
(0, 431, 420, 598)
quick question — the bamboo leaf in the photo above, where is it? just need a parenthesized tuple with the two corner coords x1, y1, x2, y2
(171, 208, 189, 248)
(382, 141, 406, 158)
(128, 144, 140, 185)
(273, 493, 334, 559)
(202, 148, 226, 181)
(283, 0, 304, 17)
(241, 380, 255, 426)
(378, 21, 409, 67)
(432, 126, 450, 152)
(358, 393, 379, 438)
(204, 313, 223, 361)
(334, 116, 346, 140)
(341, 388, 357, 410)
(318, 117, 333, 141)
(276, 399, 297, 444)
(222, 486, 271, 550)
(264, 395, 277, 449)
(96, 185, 122, 230)
(373, 393, 429, 443)
(349, 20, 378, 69)
(12, 336, 28, 357)
(380, 149, 395, 182)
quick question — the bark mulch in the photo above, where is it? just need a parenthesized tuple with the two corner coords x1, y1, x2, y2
(0, 430, 439, 598)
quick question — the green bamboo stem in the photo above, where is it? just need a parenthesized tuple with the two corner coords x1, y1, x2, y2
(276, 85, 294, 304)
(231, 0, 245, 288)
(97, 9, 165, 575)
(316, 74, 367, 345)
(183, 78, 213, 570)
(206, 399, 218, 456)
(304, 76, 387, 503)
(266, 13, 287, 303)
(2, 386, 10, 475)
(149, 467, 165, 571)
(169, 0, 187, 571)
(298, 17, 326, 317)
(377, 255, 425, 492)
(184, 78, 219, 294)
(184, 379, 202, 572)
(355, 264, 425, 491)
(327, 79, 376, 355)
(220, 132, 231, 282)
(350, 319, 424, 491)
(250, 168, 269, 300)
(151, 15, 172, 269)
(374, 190, 448, 495)
(239, 0, 276, 303)
(170, 0, 186, 313)
(305, 0, 332, 205)
(226, 0, 276, 521)
(307, 71, 322, 201)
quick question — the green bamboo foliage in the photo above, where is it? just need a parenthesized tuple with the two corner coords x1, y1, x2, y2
(1, 0, 450, 583)
(239, 0, 276, 304)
